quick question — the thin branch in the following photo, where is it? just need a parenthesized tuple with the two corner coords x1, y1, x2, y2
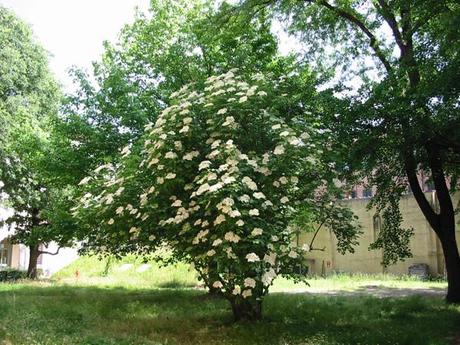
(316, 0, 392, 73)
(39, 247, 61, 256)
(309, 220, 325, 250)
(309, 246, 326, 251)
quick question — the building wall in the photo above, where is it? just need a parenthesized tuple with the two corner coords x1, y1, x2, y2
(301, 192, 460, 276)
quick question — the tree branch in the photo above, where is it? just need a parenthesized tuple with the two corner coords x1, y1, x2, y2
(309, 220, 325, 250)
(317, 0, 392, 73)
(375, 0, 406, 51)
(39, 247, 61, 256)
(404, 149, 440, 232)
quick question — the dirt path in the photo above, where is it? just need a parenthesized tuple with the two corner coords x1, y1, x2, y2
(281, 284, 446, 298)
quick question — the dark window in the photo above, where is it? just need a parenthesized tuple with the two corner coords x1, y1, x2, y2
(350, 190, 357, 199)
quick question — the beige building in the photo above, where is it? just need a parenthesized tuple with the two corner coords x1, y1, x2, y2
(300, 192, 460, 276)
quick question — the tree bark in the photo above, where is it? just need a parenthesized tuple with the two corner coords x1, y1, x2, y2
(439, 225, 460, 303)
(27, 244, 40, 279)
(230, 297, 262, 321)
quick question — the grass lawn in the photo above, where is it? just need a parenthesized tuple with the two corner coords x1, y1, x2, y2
(0, 257, 459, 345)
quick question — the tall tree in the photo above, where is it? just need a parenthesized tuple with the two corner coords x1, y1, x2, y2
(240, 0, 460, 302)
(0, 6, 70, 278)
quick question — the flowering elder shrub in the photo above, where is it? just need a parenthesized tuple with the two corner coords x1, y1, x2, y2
(74, 69, 343, 320)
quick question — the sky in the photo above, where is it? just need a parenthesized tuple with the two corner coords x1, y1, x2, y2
(0, 0, 151, 91)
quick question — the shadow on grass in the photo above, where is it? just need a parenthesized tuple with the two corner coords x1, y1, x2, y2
(0, 283, 459, 345)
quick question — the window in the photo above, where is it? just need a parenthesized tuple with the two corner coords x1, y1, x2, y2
(350, 190, 357, 199)
(363, 188, 373, 198)
(0, 241, 10, 267)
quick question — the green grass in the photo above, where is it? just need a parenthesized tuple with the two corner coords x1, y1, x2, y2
(0, 256, 458, 345)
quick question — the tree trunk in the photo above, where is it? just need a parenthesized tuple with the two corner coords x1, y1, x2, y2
(438, 223, 460, 303)
(406, 144, 460, 304)
(230, 297, 262, 321)
(27, 244, 40, 279)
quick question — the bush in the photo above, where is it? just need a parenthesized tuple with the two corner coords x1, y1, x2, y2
(0, 269, 27, 282)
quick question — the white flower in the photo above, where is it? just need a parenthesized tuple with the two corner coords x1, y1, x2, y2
(251, 228, 263, 236)
(271, 124, 281, 130)
(253, 192, 265, 199)
(239, 194, 250, 203)
(179, 126, 189, 133)
(107, 218, 114, 225)
(242, 289, 252, 299)
(274, 145, 285, 155)
(224, 231, 240, 243)
(288, 250, 298, 259)
(208, 150, 220, 159)
(212, 239, 222, 246)
(222, 176, 236, 184)
(291, 176, 299, 184)
(280, 130, 290, 137)
(257, 91, 267, 97)
(279, 176, 288, 184)
(116, 206, 124, 214)
(222, 116, 235, 126)
(165, 173, 176, 179)
(280, 196, 289, 204)
(196, 183, 210, 195)
(78, 176, 91, 185)
(249, 209, 259, 216)
(273, 181, 280, 188)
(165, 151, 177, 159)
(217, 108, 228, 115)
(209, 183, 223, 192)
(263, 252, 277, 266)
(239, 96, 248, 103)
(121, 145, 131, 156)
(157, 177, 165, 184)
(271, 235, 279, 242)
(244, 277, 256, 288)
(183, 117, 193, 124)
(262, 268, 277, 286)
(148, 235, 156, 241)
(242, 176, 258, 191)
(289, 137, 301, 146)
(263, 200, 273, 207)
(210, 139, 221, 149)
(207, 249, 216, 257)
(246, 253, 260, 262)
(236, 220, 244, 227)
(214, 214, 226, 225)
(212, 281, 223, 289)
(199, 161, 212, 170)
(171, 200, 182, 207)
(300, 132, 310, 139)
(232, 285, 241, 295)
